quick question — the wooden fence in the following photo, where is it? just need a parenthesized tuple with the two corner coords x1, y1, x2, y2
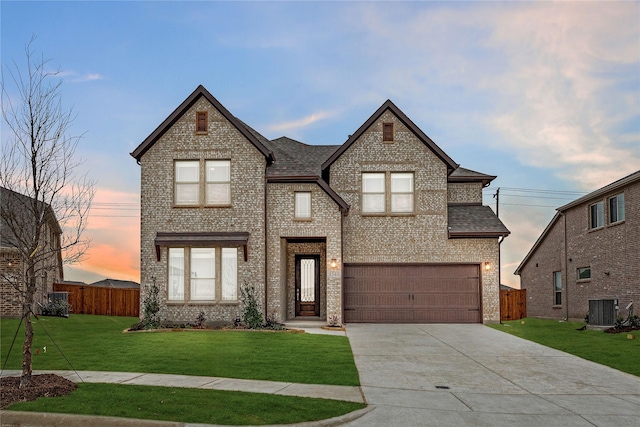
(500, 288, 527, 321)
(53, 283, 139, 317)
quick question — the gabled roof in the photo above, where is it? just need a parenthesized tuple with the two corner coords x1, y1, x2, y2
(448, 167, 496, 187)
(238, 123, 349, 212)
(322, 100, 459, 172)
(447, 205, 510, 238)
(557, 169, 640, 211)
(514, 169, 640, 276)
(513, 212, 561, 276)
(130, 85, 274, 162)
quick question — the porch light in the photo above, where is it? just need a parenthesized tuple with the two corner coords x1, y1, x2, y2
(485, 262, 491, 271)
(330, 258, 338, 268)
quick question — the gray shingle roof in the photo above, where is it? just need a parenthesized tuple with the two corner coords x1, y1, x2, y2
(449, 167, 496, 186)
(264, 137, 338, 178)
(448, 205, 510, 238)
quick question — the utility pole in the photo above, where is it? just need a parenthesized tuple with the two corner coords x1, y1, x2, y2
(493, 187, 500, 218)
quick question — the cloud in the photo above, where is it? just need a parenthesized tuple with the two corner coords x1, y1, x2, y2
(58, 70, 104, 83)
(267, 110, 336, 133)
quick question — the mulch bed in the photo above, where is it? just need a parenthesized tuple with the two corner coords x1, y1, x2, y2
(604, 326, 640, 334)
(0, 374, 76, 410)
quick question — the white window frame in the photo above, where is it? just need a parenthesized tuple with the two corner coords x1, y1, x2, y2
(174, 161, 200, 205)
(294, 192, 312, 219)
(589, 201, 604, 229)
(205, 160, 231, 206)
(190, 248, 216, 301)
(608, 193, 625, 224)
(390, 172, 414, 213)
(361, 173, 386, 214)
(168, 248, 185, 301)
(167, 246, 239, 303)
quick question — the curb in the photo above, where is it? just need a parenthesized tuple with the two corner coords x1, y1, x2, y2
(0, 406, 373, 427)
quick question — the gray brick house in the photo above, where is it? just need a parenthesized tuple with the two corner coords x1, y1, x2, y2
(515, 170, 639, 322)
(131, 86, 509, 325)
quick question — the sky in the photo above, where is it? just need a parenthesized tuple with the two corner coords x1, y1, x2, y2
(1, 1, 638, 288)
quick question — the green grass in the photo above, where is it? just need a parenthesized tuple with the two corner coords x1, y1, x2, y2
(7, 383, 365, 425)
(489, 318, 640, 376)
(1, 315, 360, 386)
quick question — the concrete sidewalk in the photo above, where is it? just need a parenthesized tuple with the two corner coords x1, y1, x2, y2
(0, 369, 364, 403)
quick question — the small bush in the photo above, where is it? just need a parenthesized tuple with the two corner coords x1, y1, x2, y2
(240, 283, 263, 329)
(40, 299, 71, 317)
(131, 279, 162, 330)
(614, 315, 624, 329)
(195, 312, 206, 329)
(627, 315, 640, 328)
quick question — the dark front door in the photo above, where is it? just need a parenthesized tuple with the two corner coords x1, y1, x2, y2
(295, 255, 320, 316)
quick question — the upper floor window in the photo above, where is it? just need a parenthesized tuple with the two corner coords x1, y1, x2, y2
(609, 193, 625, 224)
(294, 192, 312, 219)
(589, 201, 603, 229)
(578, 267, 591, 280)
(174, 160, 231, 206)
(196, 111, 208, 133)
(206, 160, 231, 205)
(362, 172, 414, 214)
(362, 173, 386, 213)
(553, 271, 562, 305)
(391, 173, 414, 213)
(175, 161, 200, 205)
(383, 122, 394, 142)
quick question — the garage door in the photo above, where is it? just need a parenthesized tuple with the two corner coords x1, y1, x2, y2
(344, 264, 481, 323)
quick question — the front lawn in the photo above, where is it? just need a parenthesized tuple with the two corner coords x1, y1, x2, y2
(7, 383, 365, 425)
(489, 318, 640, 376)
(0, 315, 359, 386)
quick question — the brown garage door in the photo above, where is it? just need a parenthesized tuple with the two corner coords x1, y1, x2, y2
(344, 264, 481, 323)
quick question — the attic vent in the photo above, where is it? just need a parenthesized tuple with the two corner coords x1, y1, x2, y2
(196, 111, 208, 133)
(383, 122, 394, 142)
(588, 299, 616, 326)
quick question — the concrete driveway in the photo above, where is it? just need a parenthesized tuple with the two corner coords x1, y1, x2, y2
(344, 324, 640, 427)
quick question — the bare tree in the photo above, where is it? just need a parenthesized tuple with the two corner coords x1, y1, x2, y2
(1, 37, 95, 388)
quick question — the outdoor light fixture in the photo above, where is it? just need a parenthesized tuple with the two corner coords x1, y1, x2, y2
(485, 262, 491, 271)
(330, 258, 338, 268)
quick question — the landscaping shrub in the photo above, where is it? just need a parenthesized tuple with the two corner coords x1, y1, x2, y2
(240, 283, 263, 329)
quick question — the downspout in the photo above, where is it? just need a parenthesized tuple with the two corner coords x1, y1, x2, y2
(340, 208, 345, 325)
(498, 235, 504, 324)
(561, 212, 569, 321)
(264, 166, 268, 320)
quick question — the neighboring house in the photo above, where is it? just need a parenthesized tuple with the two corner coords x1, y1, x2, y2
(515, 170, 639, 322)
(131, 85, 509, 325)
(0, 187, 63, 318)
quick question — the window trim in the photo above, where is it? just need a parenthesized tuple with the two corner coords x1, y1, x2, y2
(553, 271, 562, 306)
(174, 159, 232, 207)
(174, 160, 200, 206)
(589, 201, 604, 229)
(294, 191, 312, 220)
(383, 122, 394, 142)
(608, 193, 625, 224)
(361, 172, 386, 214)
(166, 246, 239, 304)
(205, 160, 231, 206)
(361, 171, 415, 215)
(577, 267, 591, 281)
(196, 111, 208, 134)
(390, 172, 414, 213)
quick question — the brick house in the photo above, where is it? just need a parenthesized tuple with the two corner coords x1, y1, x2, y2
(131, 85, 509, 325)
(0, 187, 63, 318)
(515, 170, 639, 322)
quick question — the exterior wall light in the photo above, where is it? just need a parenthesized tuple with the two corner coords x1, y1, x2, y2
(330, 258, 338, 268)
(485, 262, 491, 271)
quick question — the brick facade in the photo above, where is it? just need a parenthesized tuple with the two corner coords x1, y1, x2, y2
(517, 172, 639, 321)
(133, 87, 507, 325)
(329, 110, 501, 323)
